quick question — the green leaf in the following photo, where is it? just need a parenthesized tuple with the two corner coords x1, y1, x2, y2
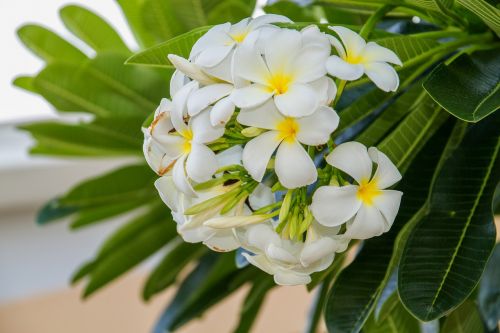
(60, 5, 131, 54)
(12, 76, 37, 93)
(143, 240, 205, 301)
(479, 244, 500, 330)
(83, 206, 176, 297)
(141, 0, 188, 43)
(456, 0, 500, 36)
(115, 0, 157, 48)
(442, 301, 485, 333)
(399, 114, 500, 321)
(126, 26, 211, 68)
(363, 294, 420, 333)
(232, 276, 274, 333)
(264, 1, 317, 22)
(17, 24, 87, 63)
(324, 119, 459, 333)
(207, 0, 251, 25)
(20, 116, 144, 156)
(169, 0, 207, 30)
(33, 54, 165, 117)
(423, 49, 500, 123)
(36, 198, 78, 225)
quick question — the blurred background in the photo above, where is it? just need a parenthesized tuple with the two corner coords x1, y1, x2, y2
(0, 1, 319, 332)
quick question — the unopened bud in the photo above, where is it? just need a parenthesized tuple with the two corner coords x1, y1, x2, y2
(241, 127, 264, 137)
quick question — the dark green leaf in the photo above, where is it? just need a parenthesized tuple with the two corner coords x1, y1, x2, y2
(363, 293, 420, 333)
(17, 24, 87, 63)
(36, 198, 78, 224)
(143, 240, 205, 301)
(399, 113, 500, 321)
(479, 244, 500, 330)
(207, 1, 251, 25)
(60, 5, 131, 54)
(442, 301, 485, 333)
(456, 0, 500, 36)
(423, 49, 500, 123)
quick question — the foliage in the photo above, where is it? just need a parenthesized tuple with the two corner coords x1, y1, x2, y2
(14, 0, 499, 332)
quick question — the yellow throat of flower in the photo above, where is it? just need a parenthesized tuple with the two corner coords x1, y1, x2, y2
(276, 117, 300, 143)
(181, 129, 193, 153)
(230, 31, 248, 44)
(266, 72, 293, 95)
(345, 51, 365, 64)
(357, 178, 381, 205)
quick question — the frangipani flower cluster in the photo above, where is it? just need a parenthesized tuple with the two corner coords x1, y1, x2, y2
(143, 15, 403, 285)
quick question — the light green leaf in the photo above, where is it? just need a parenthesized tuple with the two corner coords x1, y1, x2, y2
(115, 0, 156, 48)
(207, 0, 251, 24)
(456, 0, 500, 36)
(363, 294, 420, 333)
(60, 5, 131, 54)
(17, 24, 87, 63)
(170, 0, 207, 29)
(126, 26, 211, 68)
(399, 114, 500, 321)
(12, 75, 37, 93)
(442, 301, 485, 333)
(141, 0, 187, 43)
(423, 49, 500, 123)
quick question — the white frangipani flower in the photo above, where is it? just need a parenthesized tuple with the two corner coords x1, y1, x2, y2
(145, 97, 224, 196)
(238, 100, 339, 189)
(232, 27, 332, 117)
(238, 221, 349, 285)
(326, 26, 402, 92)
(311, 142, 403, 239)
(189, 14, 292, 68)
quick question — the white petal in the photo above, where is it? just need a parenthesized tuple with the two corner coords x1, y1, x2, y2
(274, 83, 319, 117)
(186, 143, 218, 182)
(154, 176, 180, 212)
(329, 26, 366, 58)
(274, 271, 311, 286)
(372, 190, 403, 231)
(368, 147, 402, 188)
(242, 131, 281, 182)
(204, 230, 240, 252)
(328, 35, 346, 59)
(179, 225, 215, 244)
(345, 204, 386, 239)
(172, 155, 196, 196)
(215, 145, 243, 167)
(309, 77, 337, 106)
(248, 14, 292, 30)
(167, 54, 215, 85)
(301, 25, 330, 49)
(264, 29, 302, 74)
(249, 183, 275, 210)
(153, 133, 185, 158)
(326, 55, 364, 81)
(143, 135, 175, 175)
(266, 243, 298, 264)
(242, 253, 276, 275)
(362, 42, 402, 65)
(187, 83, 233, 116)
(210, 96, 235, 126)
(364, 62, 400, 92)
(190, 110, 225, 144)
(300, 238, 336, 267)
(237, 99, 283, 130)
(190, 23, 231, 58)
(275, 140, 317, 189)
(196, 45, 234, 68)
(292, 46, 329, 83)
(326, 141, 373, 184)
(203, 54, 233, 83)
(170, 70, 188, 96)
(231, 84, 273, 109)
(171, 81, 198, 132)
(296, 106, 339, 146)
(233, 44, 270, 85)
(310, 185, 362, 227)
(243, 223, 281, 251)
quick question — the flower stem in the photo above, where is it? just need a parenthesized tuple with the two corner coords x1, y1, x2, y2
(359, 5, 395, 39)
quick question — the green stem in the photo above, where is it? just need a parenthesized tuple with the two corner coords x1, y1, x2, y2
(333, 80, 347, 108)
(359, 5, 395, 39)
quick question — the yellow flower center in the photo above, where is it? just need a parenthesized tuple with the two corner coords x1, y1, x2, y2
(357, 178, 381, 206)
(230, 31, 248, 43)
(181, 129, 193, 153)
(276, 117, 300, 143)
(345, 52, 364, 64)
(266, 72, 293, 95)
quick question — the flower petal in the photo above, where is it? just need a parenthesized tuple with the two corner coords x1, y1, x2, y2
(292, 45, 330, 83)
(274, 271, 311, 286)
(187, 83, 233, 116)
(300, 238, 336, 267)
(264, 28, 302, 74)
(237, 99, 283, 130)
(248, 14, 292, 30)
(243, 223, 281, 251)
(345, 204, 386, 239)
(154, 176, 180, 212)
(364, 62, 399, 92)
(368, 147, 402, 188)
(242, 131, 281, 182)
(172, 154, 196, 196)
(372, 190, 402, 230)
(233, 44, 270, 85)
(296, 106, 339, 145)
(326, 55, 364, 81)
(310, 185, 362, 227)
(326, 141, 372, 184)
(329, 26, 366, 58)
(231, 84, 274, 109)
(275, 140, 317, 189)
(328, 35, 346, 59)
(362, 42, 402, 65)
(216, 144, 243, 167)
(186, 143, 218, 182)
(153, 133, 185, 158)
(242, 253, 276, 275)
(190, 23, 231, 59)
(196, 45, 234, 68)
(301, 25, 330, 49)
(204, 230, 240, 252)
(167, 54, 215, 85)
(171, 81, 198, 132)
(210, 96, 236, 126)
(190, 110, 225, 143)
(274, 83, 319, 117)
(249, 183, 275, 210)
(309, 77, 337, 106)
(170, 70, 189, 96)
